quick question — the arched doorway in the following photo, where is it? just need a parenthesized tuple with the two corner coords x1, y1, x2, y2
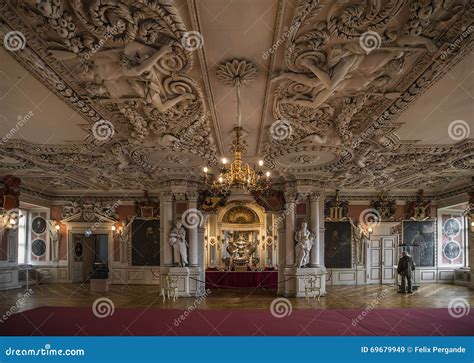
(203, 199, 278, 290)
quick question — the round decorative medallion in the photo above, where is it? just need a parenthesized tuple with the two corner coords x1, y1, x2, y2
(442, 218, 461, 238)
(443, 240, 461, 260)
(31, 216, 47, 234)
(31, 239, 46, 257)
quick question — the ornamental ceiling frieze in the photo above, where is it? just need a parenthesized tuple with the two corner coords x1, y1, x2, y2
(264, 0, 473, 191)
(0, 0, 472, 197)
(0, 0, 217, 191)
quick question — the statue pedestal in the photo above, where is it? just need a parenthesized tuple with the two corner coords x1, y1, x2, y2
(280, 266, 327, 298)
(160, 266, 204, 297)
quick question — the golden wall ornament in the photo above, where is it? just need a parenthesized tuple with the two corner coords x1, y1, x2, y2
(324, 189, 349, 221)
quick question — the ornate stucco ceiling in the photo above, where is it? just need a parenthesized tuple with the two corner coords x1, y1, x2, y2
(0, 0, 472, 198)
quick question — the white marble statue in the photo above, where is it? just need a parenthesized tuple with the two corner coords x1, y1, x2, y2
(169, 221, 188, 267)
(221, 231, 231, 260)
(47, 220, 61, 262)
(349, 218, 369, 265)
(294, 221, 313, 268)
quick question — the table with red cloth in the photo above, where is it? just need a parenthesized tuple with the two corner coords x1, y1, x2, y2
(205, 271, 278, 289)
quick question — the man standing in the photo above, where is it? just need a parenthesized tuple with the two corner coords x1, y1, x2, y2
(397, 251, 415, 293)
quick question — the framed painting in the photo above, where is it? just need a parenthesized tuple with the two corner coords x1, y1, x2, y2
(324, 221, 352, 268)
(131, 218, 160, 266)
(402, 220, 435, 267)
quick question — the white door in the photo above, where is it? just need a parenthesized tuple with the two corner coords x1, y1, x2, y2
(381, 236, 396, 284)
(367, 237, 382, 284)
(367, 236, 397, 284)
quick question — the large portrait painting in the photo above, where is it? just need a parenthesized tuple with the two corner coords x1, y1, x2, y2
(402, 220, 435, 267)
(131, 219, 160, 266)
(324, 221, 352, 268)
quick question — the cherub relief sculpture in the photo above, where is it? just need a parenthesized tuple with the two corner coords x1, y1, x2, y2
(272, 27, 437, 111)
(70, 42, 195, 113)
(0, 0, 472, 194)
(263, 0, 472, 190)
(0, 0, 218, 191)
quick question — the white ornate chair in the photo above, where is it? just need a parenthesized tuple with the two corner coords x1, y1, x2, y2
(160, 275, 179, 302)
(304, 274, 322, 303)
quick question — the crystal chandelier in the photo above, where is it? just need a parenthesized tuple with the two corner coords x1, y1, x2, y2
(202, 60, 271, 195)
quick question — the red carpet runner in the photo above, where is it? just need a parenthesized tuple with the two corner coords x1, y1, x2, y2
(1, 307, 472, 336)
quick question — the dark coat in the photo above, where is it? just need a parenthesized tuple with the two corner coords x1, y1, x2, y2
(397, 255, 415, 275)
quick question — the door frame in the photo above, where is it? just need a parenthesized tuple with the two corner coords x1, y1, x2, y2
(366, 235, 398, 284)
(66, 222, 114, 283)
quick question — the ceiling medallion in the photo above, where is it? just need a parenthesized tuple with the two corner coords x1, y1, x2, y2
(202, 59, 270, 195)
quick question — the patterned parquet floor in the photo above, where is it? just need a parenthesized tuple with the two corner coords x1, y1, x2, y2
(2, 283, 473, 313)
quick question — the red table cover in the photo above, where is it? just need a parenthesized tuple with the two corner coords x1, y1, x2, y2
(205, 271, 278, 289)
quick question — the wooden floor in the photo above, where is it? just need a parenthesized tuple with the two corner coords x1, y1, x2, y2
(2, 283, 473, 313)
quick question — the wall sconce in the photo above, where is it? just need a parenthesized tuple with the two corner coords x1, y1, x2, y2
(470, 220, 474, 233)
(51, 221, 61, 237)
(367, 227, 373, 238)
(112, 224, 124, 237)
